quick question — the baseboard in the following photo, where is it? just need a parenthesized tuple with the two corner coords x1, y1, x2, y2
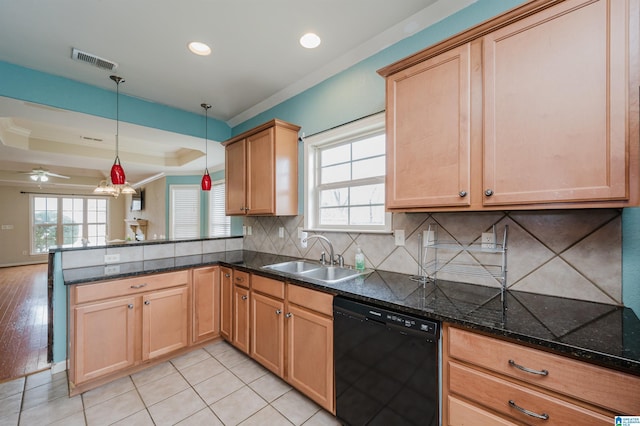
(0, 260, 48, 268)
(51, 360, 67, 375)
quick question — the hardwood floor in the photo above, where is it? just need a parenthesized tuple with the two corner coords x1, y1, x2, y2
(0, 264, 49, 382)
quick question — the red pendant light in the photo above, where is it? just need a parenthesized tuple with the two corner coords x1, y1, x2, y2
(110, 75, 126, 185)
(201, 103, 212, 191)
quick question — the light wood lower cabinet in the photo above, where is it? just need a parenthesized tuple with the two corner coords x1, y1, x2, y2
(73, 296, 136, 384)
(69, 270, 207, 394)
(236, 271, 335, 414)
(191, 266, 220, 344)
(232, 270, 251, 354)
(220, 266, 233, 341)
(443, 324, 640, 425)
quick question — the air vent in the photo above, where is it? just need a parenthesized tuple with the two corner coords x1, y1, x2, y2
(81, 136, 104, 142)
(71, 48, 118, 71)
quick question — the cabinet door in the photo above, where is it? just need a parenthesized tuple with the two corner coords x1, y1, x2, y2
(220, 267, 233, 341)
(225, 139, 247, 215)
(232, 285, 250, 354)
(246, 127, 275, 214)
(386, 43, 471, 209)
(286, 303, 334, 413)
(142, 286, 188, 360)
(482, 0, 628, 205)
(251, 292, 285, 376)
(192, 267, 220, 344)
(74, 297, 135, 383)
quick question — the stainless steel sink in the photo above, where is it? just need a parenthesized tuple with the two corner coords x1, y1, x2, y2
(297, 266, 366, 284)
(261, 260, 322, 274)
(262, 260, 367, 284)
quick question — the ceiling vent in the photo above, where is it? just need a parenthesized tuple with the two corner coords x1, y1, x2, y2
(71, 48, 118, 71)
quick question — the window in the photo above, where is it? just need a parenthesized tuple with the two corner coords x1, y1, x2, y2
(31, 195, 108, 253)
(209, 180, 230, 237)
(170, 185, 200, 239)
(304, 112, 391, 232)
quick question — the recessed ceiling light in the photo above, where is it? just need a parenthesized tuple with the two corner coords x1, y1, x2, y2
(188, 41, 211, 56)
(299, 33, 321, 49)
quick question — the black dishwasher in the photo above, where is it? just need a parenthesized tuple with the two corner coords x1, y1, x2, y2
(333, 297, 439, 426)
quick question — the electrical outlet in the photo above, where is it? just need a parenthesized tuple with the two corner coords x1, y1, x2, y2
(297, 227, 303, 239)
(423, 230, 435, 247)
(104, 265, 121, 275)
(247, 226, 252, 236)
(242, 225, 247, 236)
(104, 253, 120, 263)
(394, 229, 405, 246)
(278, 227, 284, 238)
(481, 232, 496, 249)
(300, 231, 308, 248)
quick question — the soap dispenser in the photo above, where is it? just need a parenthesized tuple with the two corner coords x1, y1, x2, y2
(355, 247, 365, 271)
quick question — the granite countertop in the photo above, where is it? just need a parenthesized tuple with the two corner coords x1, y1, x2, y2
(62, 250, 640, 376)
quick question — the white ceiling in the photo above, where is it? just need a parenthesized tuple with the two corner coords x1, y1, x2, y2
(0, 0, 471, 190)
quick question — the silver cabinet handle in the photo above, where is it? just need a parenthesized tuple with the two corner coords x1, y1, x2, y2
(224, 273, 231, 278)
(241, 295, 248, 300)
(276, 309, 282, 315)
(240, 207, 245, 211)
(130, 283, 147, 289)
(485, 189, 494, 196)
(144, 300, 150, 305)
(508, 400, 549, 420)
(459, 191, 467, 197)
(235, 277, 245, 282)
(127, 304, 134, 309)
(508, 359, 548, 376)
(285, 313, 292, 318)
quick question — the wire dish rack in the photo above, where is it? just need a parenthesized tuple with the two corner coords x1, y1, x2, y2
(414, 223, 508, 294)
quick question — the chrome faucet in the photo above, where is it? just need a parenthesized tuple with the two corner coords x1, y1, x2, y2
(303, 234, 341, 266)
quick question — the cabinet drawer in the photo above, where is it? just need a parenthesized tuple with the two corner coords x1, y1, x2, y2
(233, 270, 250, 288)
(448, 326, 640, 414)
(252, 275, 284, 299)
(447, 395, 517, 426)
(449, 361, 611, 425)
(74, 270, 190, 304)
(287, 285, 333, 316)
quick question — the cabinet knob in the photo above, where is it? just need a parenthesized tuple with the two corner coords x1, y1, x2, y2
(144, 300, 150, 305)
(285, 312, 292, 318)
(241, 295, 248, 301)
(485, 189, 494, 196)
(240, 207, 245, 211)
(224, 273, 230, 278)
(276, 309, 282, 315)
(127, 304, 134, 309)
(459, 191, 467, 198)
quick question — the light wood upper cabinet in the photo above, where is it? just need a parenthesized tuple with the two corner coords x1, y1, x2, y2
(378, 0, 639, 211)
(223, 119, 300, 216)
(482, 0, 629, 206)
(385, 43, 472, 209)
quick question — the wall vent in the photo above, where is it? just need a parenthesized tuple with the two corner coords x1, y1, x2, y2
(71, 48, 118, 71)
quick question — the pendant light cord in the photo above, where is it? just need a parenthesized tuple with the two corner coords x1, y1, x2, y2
(110, 75, 125, 160)
(201, 103, 211, 171)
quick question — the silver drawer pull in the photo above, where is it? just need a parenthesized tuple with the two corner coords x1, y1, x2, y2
(508, 359, 548, 376)
(235, 277, 245, 282)
(508, 400, 549, 420)
(130, 283, 147, 289)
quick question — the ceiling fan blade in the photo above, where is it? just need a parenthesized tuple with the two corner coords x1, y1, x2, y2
(45, 172, 70, 179)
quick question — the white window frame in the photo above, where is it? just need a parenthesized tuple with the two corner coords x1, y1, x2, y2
(304, 112, 391, 233)
(169, 184, 201, 239)
(30, 194, 109, 254)
(208, 179, 231, 237)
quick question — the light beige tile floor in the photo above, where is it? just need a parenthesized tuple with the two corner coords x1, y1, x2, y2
(0, 340, 341, 426)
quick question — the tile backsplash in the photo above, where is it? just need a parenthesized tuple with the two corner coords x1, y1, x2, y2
(243, 209, 622, 305)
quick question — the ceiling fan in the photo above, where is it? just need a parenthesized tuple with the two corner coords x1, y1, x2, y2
(20, 167, 70, 182)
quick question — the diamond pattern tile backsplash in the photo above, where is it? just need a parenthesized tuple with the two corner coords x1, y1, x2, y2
(242, 209, 622, 305)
